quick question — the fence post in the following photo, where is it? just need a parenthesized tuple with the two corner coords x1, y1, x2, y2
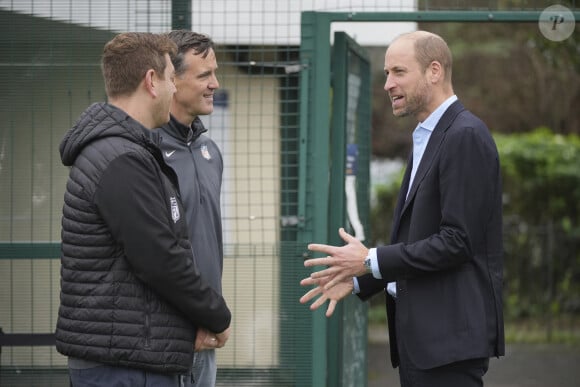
(546, 221, 554, 341)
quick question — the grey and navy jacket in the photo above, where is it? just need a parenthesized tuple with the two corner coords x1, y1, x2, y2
(157, 116, 224, 295)
(56, 103, 231, 374)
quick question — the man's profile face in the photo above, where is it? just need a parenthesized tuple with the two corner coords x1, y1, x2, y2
(173, 48, 219, 118)
(383, 38, 431, 122)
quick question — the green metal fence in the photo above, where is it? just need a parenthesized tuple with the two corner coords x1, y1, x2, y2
(2, 1, 367, 385)
(1, 1, 579, 386)
(297, 5, 579, 386)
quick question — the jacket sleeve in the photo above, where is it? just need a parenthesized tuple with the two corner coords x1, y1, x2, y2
(355, 273, 388, 301)
(94, 151, 231, 333)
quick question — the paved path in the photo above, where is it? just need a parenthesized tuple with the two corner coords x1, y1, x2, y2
(2, 341, 578, 386)
(368, 341, 580, 387)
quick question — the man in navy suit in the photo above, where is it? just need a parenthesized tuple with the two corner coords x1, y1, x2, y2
(300, 30, 504, 386)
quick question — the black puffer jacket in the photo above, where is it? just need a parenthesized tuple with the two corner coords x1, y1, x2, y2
(56, 103, 231, 374)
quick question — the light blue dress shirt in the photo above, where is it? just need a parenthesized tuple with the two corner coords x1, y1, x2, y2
(354, 95, 458, 297)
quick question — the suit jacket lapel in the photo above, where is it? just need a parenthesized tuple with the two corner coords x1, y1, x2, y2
(390, 152, 413, 242)
(398, 100, 466, 220)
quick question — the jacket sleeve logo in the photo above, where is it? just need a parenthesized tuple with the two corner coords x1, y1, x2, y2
(201, 145, 211, 160)
(170, 196, 180, 223)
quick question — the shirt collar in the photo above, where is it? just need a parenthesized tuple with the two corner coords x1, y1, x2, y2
(419, 95, 458, 132)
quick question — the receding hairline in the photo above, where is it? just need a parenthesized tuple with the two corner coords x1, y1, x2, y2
(400, 30, 438, 40)
(388, 30, 453, 81)
(391, 31, 445, 49)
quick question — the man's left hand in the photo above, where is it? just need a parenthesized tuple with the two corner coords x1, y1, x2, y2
(305, 227, 369, 289)
(299, 274, 353, 317)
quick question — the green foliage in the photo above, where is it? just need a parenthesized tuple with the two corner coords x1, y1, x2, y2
(368, 128, 580, 341)
(369, 170, 403, 246)
(368, 303, 387, 325)
(495, 128, 580, 227)
(494, 128, 580, 327)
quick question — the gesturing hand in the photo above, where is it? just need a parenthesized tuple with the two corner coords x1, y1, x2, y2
(299, 274, 354, 317)
(305, 228, 369, 290)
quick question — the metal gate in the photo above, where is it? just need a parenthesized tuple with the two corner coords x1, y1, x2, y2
(293, 28, 372, 387)
(1, 2, 579, 387)
(297, 8, 579, 386)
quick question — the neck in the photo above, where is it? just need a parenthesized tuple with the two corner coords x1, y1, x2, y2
(109, 95, 155, 129)
(419, 87, 454, 122)
(170, 101, 195, 127)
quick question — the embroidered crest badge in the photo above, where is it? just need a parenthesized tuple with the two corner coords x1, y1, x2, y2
(170, 196, 180, 223)
(201, 145, 211, 160)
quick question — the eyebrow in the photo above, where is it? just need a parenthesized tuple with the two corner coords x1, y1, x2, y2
(385, 65, 406, 73)
(197, 69, 212, 77)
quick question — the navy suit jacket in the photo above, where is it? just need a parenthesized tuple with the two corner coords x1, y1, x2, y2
(357, 100, 505, 369)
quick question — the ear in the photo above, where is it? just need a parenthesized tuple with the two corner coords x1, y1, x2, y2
(428, 60, 443, 84)
(144, 69, 157, 97)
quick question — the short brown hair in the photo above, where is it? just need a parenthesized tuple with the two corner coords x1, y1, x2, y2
(166, 30, 215, 76)
(413, 32, 453, 82)
(102, 32, 177, 98)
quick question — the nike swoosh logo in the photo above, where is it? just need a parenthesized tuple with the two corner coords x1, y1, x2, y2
(165, 150, 176, 157)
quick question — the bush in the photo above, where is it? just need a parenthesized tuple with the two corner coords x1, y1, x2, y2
(369, 128, 580, 326)
(495, 127, 580, 228)
(495, 128, 580, 322)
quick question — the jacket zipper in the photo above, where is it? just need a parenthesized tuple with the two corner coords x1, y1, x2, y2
(144, 290, 152, 349)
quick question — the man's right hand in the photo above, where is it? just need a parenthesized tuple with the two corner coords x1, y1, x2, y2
(194, 327, 216, 351)
(215, 326, 231, 348)
(194, 326, 231, 352)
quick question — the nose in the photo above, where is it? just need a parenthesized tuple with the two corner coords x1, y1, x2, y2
(210, 74, 220, 90)
(384, 75, 395, 92)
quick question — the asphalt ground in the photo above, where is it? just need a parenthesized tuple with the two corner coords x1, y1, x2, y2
(2, 339, 579, 386)
(368, 339, 580, 387)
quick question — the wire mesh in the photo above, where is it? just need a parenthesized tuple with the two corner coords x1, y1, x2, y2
(1, 1, 579, 386)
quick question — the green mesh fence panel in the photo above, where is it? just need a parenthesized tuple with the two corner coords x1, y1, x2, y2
(1, 1, 579, 386)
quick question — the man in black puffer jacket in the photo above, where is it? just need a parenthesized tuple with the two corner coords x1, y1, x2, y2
(56, 32, 231, 387)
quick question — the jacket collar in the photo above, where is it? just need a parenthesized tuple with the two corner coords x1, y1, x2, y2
(165, 115, 208, 143)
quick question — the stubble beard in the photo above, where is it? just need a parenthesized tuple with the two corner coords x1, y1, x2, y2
(393, 78, 430, 120)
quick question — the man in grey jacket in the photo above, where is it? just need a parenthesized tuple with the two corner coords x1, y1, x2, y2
(158, 30, 228, 387)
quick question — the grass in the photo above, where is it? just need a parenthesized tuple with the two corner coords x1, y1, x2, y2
(504, 317, 580, 344)
(368, 305, 580, 345)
